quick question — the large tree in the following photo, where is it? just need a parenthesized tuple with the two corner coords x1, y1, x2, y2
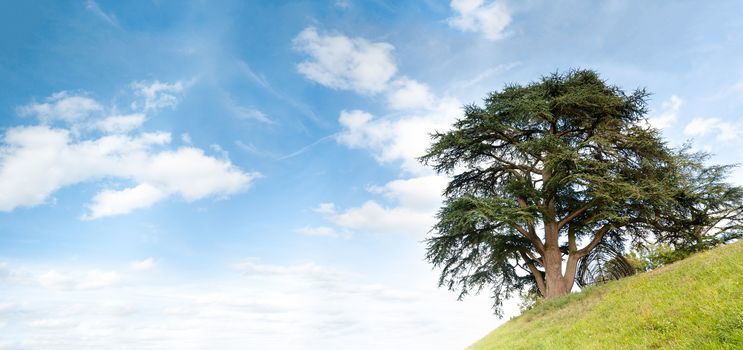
(420, 69, 742, 314)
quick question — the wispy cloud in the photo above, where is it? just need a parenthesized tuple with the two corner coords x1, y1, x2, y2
(236, 135, 335, 161)
(684, 117, 741, 141)
(85, 0, 118, 27)
(0, 259, 507, 349)
(237, 60, 322, 125)
(37, 269, 120, 290)
(235, 140, 275, 158)
(130, 258, 156, 271)
(17, 91, 103, 123)
(450, 62, 520, 90)
(130, 80, 189, 112)
(93, 113, 146, 133)
(224, 96, 275, 125)
(276, 134, 335, 160)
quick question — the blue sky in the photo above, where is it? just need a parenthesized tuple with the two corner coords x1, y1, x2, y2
(1, 1, 742, 349)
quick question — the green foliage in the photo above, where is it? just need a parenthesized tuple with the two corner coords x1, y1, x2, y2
(517, 289, 542, 313)
(627, 243, 695, 272)
(624, 251, 649, 273)
(467, 241, 743, 350)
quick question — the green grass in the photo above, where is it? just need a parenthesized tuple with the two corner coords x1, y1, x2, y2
(467, 241, 743, 350)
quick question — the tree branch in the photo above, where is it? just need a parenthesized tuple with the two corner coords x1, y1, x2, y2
(510, 223, 545, 254)
(515, 197, 545, 254)
(575, 224, 612, 257)
(567, 224, 577, 253)
(519, 249, 546, 296)
(522, 248, 544, 266)
(557, 204, 591, 230)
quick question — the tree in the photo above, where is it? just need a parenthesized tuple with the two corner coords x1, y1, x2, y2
(420, 69, 742, 314)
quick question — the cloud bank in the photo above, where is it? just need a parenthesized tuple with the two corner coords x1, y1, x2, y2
(0, 82, 258, 219)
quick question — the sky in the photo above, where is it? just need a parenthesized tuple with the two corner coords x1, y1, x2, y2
(1, 1, 742, 349)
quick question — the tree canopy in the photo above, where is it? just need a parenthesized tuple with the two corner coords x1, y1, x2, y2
(420, 69, 742, 315)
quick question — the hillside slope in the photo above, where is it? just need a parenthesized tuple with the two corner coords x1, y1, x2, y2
(468, 241, 743, 350)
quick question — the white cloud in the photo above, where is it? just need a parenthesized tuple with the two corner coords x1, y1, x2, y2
(711, 124, 738, 141)
(336, 109, 375, 144)
(293, 27, 397, 94)
(337, 98, 461, 174)
(131, 258, 156, 271)
(84, 184, 166, 220)
(684, 117, 720, 136)
(17, 91, 103, 123)
(387, 77, 436, 110)
(17, 82, 184, 132)
(368, 176, 448, 211)
(328, 200, 437, 235)
(292, 28, 446, 125)
(93, 113, 146, 133)
(131, 80, 187, 112)
(314, 175, 447, 235)
(1, 91, 259, 218)
(448, 0, 511, 41)
(647, 95, 683, 129)
(291, 29, 463, 175)
(313, 202, 337, 215)
(684, 117, 741, 141)
(148, 147, 253, 199)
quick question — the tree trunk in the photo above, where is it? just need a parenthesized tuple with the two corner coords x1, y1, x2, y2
(542, 245, 574, 299)
(540, 194, 576, 299)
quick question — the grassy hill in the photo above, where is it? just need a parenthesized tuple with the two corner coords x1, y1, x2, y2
(467, 241, 743, 350)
